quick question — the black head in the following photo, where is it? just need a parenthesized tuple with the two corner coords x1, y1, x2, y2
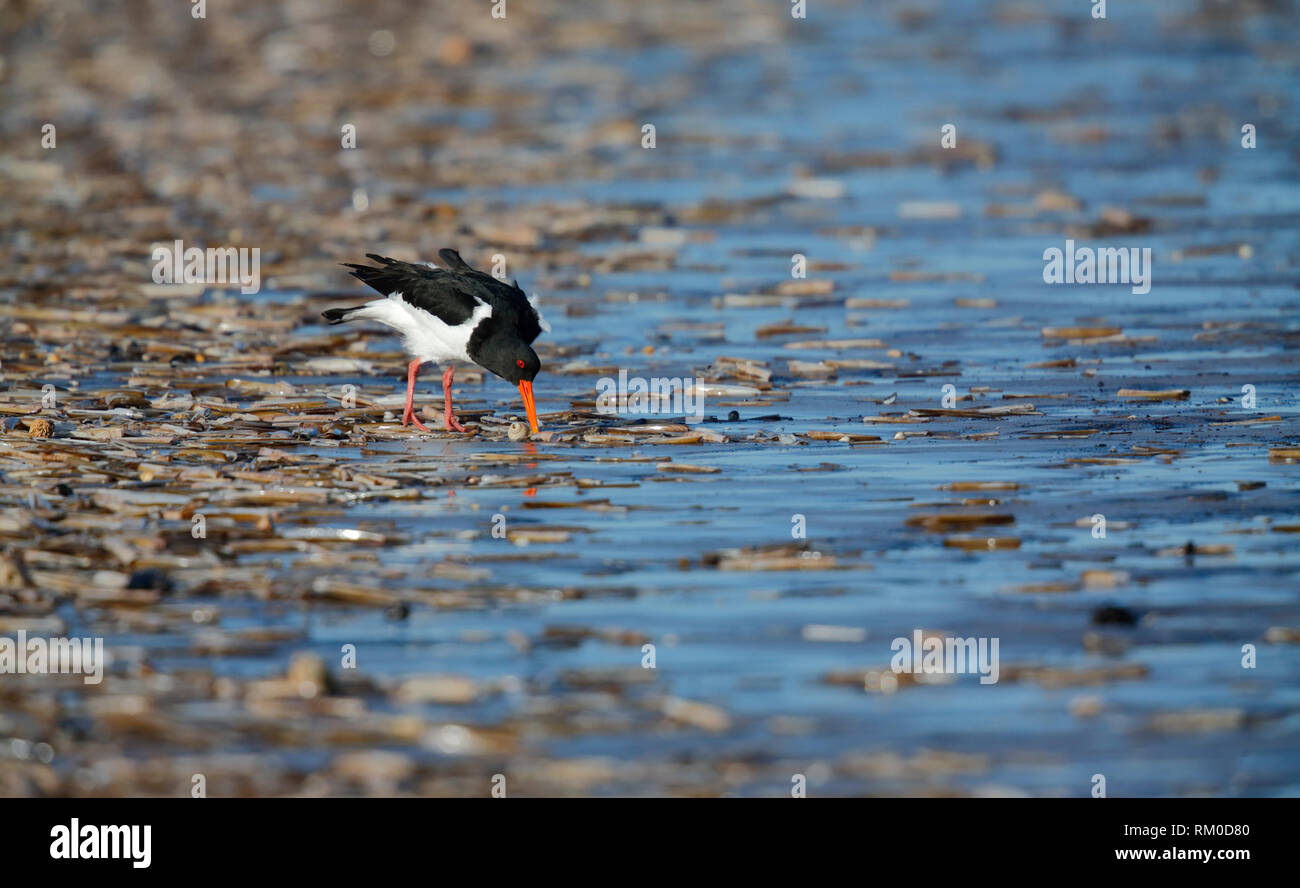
(480, 337, 541, 384)
(475, 335, 542, 433)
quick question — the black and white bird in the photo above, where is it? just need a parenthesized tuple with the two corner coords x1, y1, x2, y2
(323, 249, 547, 434)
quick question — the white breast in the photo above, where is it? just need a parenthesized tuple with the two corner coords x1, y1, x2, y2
(350, 293, 492, 365)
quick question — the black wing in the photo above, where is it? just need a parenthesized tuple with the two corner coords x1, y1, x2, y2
(342, 253, 479, 326)
(344, 251, 543, 343)
(435, 249, 545, 345)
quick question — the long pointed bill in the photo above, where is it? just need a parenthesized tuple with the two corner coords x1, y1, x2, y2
(517, 380, 539, 434)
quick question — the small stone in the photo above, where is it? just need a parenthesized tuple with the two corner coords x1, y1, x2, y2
(1070, 695, 1104, 718)
(1091, 605, 1139, 626)
(286, 652, 328, 696)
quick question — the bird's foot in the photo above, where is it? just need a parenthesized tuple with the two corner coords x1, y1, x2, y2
(402, 408, 431, 432)
(440, 365, 466, 433)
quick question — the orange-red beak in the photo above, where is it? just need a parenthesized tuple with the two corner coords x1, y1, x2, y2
(518, 380, 539, 434)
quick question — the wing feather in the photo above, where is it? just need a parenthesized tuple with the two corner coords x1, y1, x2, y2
(343, 251, 547, 343)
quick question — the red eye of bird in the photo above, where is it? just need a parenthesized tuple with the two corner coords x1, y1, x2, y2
(516, 359, 526, 368)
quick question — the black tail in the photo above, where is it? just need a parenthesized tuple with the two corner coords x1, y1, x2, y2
(342, 253, 419, 297)
(340, 249, 476, 299)
(322, 306, 363, 325)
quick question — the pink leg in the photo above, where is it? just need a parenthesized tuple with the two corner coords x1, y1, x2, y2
(402, 359, 430, 431)
(442, 365, 467, 432)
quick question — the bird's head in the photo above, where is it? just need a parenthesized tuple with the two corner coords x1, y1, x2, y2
(482, 340, 541, 433)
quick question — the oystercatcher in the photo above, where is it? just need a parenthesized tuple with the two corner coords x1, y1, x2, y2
(323, 249, 546, 434)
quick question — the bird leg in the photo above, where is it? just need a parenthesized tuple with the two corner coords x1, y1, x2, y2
(402, 359, 430, 432)
(442, 365, 467, 432)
